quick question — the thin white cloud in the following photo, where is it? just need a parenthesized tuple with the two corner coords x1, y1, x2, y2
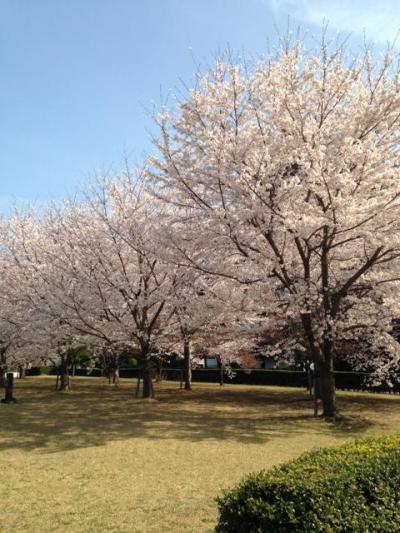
(266, 0, 400, 44)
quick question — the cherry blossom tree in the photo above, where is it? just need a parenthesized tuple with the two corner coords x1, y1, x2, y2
(3, 173, 184, 398)
(0, 240, 60, 400)
(0, 211, 90, 392)
(149, 40, 400, 417)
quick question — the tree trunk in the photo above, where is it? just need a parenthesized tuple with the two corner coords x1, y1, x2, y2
(317, 357, 336, 418)
(183, 339, 192, 391)
(18, 365, 26, 379)
(0, 367, 5, 388)
(0, 351, 6, 388)
(58, 355, 70, 391)
(2, 373, 16, 403)
(301, 312, 336, 417)
(112, 367, 119, 385)
(142, 357, 153, 399)
(154, 359, 162, 382)
(219, 363, 224, 386)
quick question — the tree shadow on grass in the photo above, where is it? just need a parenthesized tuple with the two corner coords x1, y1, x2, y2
(0, 378, 395, 453)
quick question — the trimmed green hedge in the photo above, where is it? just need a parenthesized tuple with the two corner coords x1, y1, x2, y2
(216, 435, 400, 532)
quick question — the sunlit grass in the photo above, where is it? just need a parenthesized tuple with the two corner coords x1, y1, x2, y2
(0, 376, 400, 532)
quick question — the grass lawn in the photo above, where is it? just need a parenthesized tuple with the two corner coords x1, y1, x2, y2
(0, 377, 400, 532)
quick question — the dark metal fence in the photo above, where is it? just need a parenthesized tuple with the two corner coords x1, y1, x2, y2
(25, 366, 400, 394)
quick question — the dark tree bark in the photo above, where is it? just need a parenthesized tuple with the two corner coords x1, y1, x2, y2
(0, 368, 5, 389)
(317, 356, 336, 418)
(58, 354, 70, 391)
(18, 365, 26, 379)
(141, 356, 154, 398)
(183, 339, 192, 391)
(319, 236, 337, 418)
(306, 351, 336, 418)
(301, 311, 337, 417)
(2, 373, 16, 403)
(0, 349, 7, 388)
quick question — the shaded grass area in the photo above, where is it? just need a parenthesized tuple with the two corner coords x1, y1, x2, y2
(0, 377, 399, 532)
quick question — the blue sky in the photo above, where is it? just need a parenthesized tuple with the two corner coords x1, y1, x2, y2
(1, 0, 398, 211)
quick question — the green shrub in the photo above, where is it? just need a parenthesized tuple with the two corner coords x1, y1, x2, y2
(216, 435, 400, 532)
